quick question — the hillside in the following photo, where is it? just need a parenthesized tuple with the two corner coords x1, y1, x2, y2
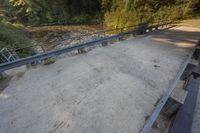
(0, 0, 200, 59)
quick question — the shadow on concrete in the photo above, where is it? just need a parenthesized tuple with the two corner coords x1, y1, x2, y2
(150, 28, 200, 49)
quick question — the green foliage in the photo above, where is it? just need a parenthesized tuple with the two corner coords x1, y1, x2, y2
(0, 19, 34, 57)
(43, 57, 56, 65)
(103, 0, 199, 28)
(3, 0, 199, 27)
(0, 0, 199, 64)
(7, 0, 102, 25)
(71, 13, 103, 24)
(104, 10, 139, 28)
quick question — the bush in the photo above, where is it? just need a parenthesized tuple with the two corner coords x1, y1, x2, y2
(0, 19, 34, 57)
(103, 0, 198, 29)
(104, 10, 138, 28)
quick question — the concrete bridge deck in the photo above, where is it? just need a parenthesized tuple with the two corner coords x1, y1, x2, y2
(0, 20, 200, 133)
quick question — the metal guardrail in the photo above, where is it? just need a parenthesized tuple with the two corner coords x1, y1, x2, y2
(140, 48, 196, 133)
(0, 22, 172, 72)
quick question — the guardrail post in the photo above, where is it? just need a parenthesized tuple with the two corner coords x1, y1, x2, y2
(131, 33, 136, 37)
(155, 26, 158, 30)
(118, 36, 124, 41)
(102, 42, 108, 47)
(137, 22, 148, 35)
(78, 48, 87, 54)
(149, 27, 152, 32)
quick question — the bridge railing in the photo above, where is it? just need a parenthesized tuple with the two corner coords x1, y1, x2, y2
(0, 21, 173, 72)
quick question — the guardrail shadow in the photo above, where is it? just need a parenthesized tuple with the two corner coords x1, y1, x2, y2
(150, 27, 200, 49)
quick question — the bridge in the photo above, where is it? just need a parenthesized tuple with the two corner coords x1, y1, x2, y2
(0, 19, 200, 133)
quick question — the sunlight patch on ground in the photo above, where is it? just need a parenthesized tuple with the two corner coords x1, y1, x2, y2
(152, 37, 196, 48)
(0, 93, 8, 99)
(175, 42, 196, 48)
(152, 38, 172, 44)
(172, 26, 200, 32)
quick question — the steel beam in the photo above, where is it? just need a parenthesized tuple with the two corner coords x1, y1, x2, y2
(140, 48, 196, 133)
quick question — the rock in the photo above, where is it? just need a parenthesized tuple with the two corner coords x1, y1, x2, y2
(43, 57, 56, 65)
(0, 72, 7, 80)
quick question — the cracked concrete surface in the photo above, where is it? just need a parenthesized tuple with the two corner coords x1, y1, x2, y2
(0, 21, 200, 133)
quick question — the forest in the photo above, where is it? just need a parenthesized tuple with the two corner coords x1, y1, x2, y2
(0, 0, 200, 55)
(1, 0, 200, 26)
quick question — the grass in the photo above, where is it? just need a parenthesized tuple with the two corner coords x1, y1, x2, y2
(0, 19, 35, 58)
(43, 57, 56, 65)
